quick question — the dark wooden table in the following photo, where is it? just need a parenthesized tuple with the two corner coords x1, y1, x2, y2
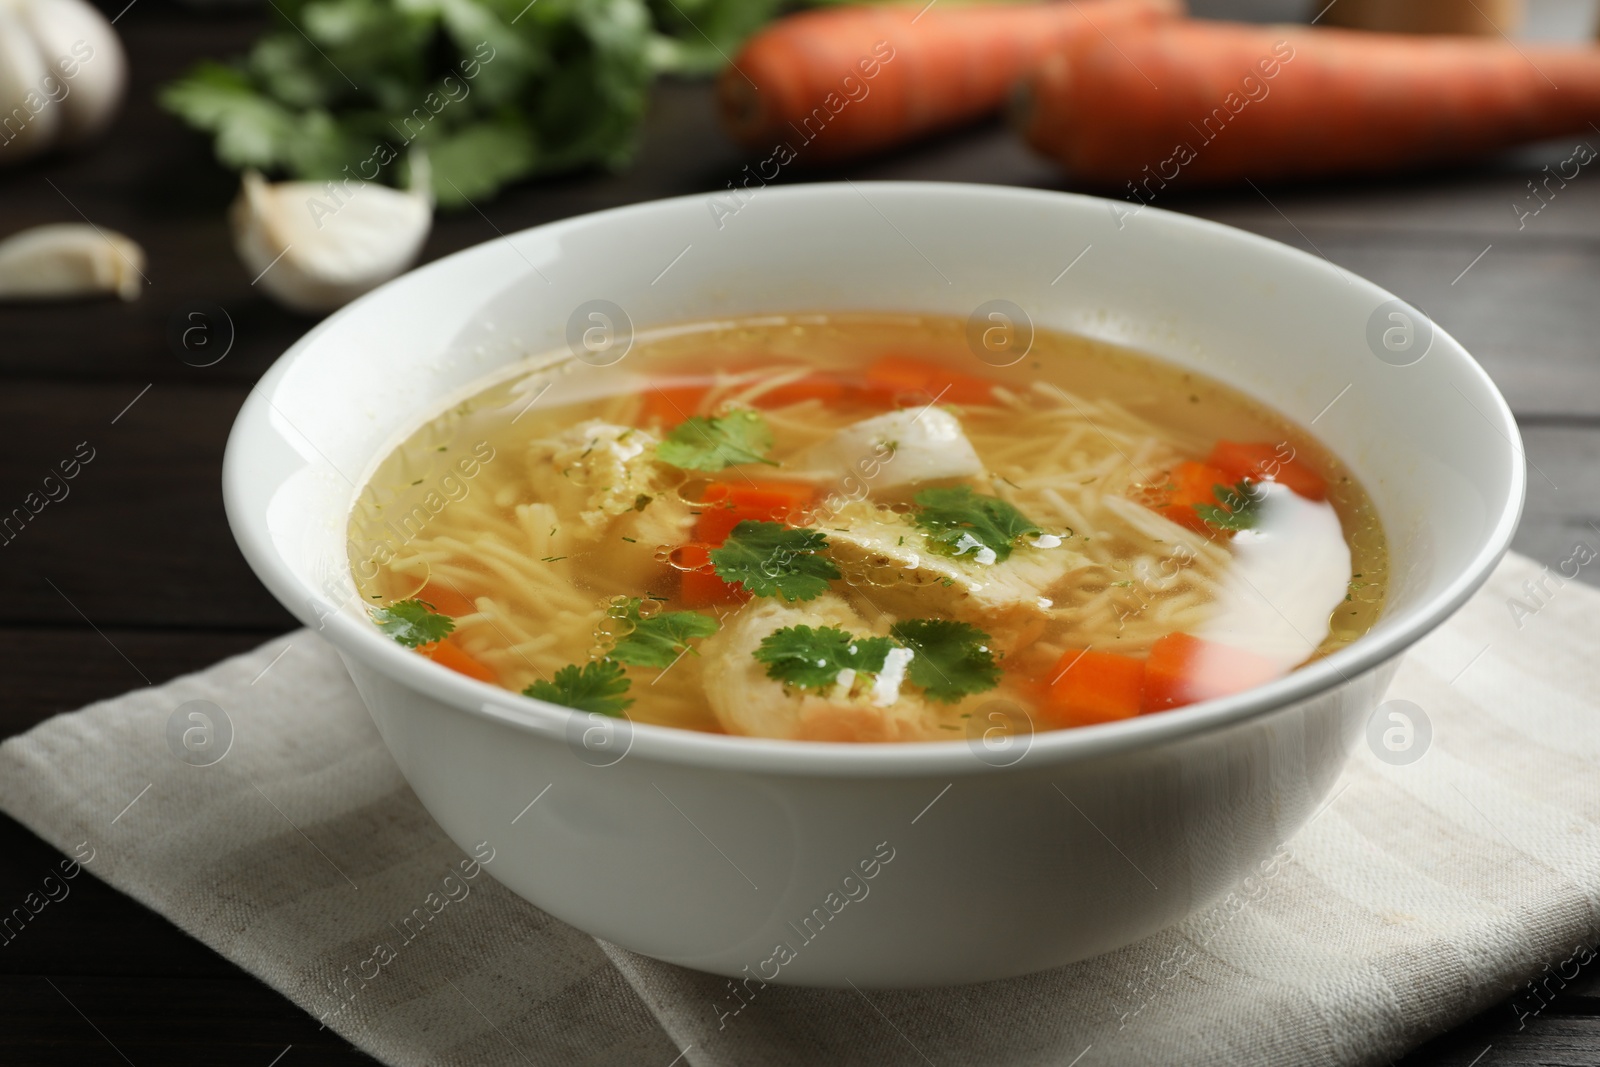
(4, 2, 1599, 1063)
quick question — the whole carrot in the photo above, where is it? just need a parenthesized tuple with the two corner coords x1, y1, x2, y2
(1019, 20, 1600, 189)
(719, 0, 1183, 165)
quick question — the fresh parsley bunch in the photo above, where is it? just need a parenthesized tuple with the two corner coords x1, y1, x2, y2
(160, 0, 783, 208)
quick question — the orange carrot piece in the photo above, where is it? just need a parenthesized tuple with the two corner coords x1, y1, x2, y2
(670, 542, 750, 607)
(1152, 461, 1231, 532)
(1043, 649, 1145, 727)
(642, 381, 712, 427)
(865, 355, 995, 406)
(414, 582, 476, 618)
(680, 567, 750, 607)
(1207, 441, 1327, 501)
(719, 0, 1181, 165)
(1021, 21, 1600, 189)
(422, 639, 496, 684)
(1140, 634, 1281, 712)
(694, 480, 816, 545)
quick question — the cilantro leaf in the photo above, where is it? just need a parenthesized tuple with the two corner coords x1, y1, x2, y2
(370, 598, 454, 648)
(889, 619, 1001, 704)
(655, 410, 778, 471)
(910, 487, 1042, 564)
(710, 520, 840, 602)
(609, 598, 719, 668)
(159, 62, 303, 171)
(428, 116, 540, 208)
(754, 625, 898, 690)
(523, 660, 633, 717)
(1195, 480, 1262, 532)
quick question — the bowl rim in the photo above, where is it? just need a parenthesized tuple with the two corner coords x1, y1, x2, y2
(224, 180, 1526, 779)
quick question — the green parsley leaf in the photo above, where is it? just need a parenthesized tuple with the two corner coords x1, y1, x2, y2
(656, 410, 778, 471)
(608, 598, 719, 668)
(523, 661, 633, 717)
(754, 625, 898, 690)
(910, 486, 1042, 564)
(1195, 480, 1262, 532)
(370, 599, 454, 648)
(889, 619, 1001, 704)
(710, 520, 840, 602)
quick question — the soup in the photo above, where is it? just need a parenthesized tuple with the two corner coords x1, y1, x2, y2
(347, 313, 1386, 742)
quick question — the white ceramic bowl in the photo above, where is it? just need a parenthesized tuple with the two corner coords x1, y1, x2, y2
(224, 183, 1523, 988)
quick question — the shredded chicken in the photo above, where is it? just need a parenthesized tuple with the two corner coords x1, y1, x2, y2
(823, 501, 1091, 653)
(795, 408, 985, 490)
(701, 595, 950, 742)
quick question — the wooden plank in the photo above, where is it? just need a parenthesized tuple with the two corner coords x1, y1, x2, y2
(0, 628, 277, 737)
(0, 381, 295, 629)
(0, 972, 373, 1066)
(1511, 424, 1600, 579)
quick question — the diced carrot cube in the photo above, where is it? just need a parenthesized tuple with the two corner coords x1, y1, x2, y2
(1149, 461, 1232, 531)
(641, 381, 712, 427)
(422, 639, 496, 683)
(414, 581, 477, 618)
(1140, 633, 1281, 713)
(680, 566, 749, 607)
(1043, 649, 1145, 727)
(694, 480, 815, 544)
(1207, 440, 1326, 501)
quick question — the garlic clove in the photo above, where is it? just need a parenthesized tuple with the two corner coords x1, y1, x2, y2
(0, 222, 145, 302)
(14, 0, 128, 146)
(0, 9, 63, 164)
(230, 170, 433, 314)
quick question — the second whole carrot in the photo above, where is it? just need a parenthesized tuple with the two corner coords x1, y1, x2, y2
(718, 0, 1183, 166)
(1018, 19, 1600, 190)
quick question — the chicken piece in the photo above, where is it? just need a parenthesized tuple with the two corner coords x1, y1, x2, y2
(794, 408, 984, 491)
(701, 595, 949, 742)
(822, 501, 1090, 652)
(529, 420, 669, 531)
(526, 419, 693, 588)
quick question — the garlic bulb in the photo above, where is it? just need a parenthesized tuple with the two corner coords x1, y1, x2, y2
(230, 168, 433, 314)
(0, 0, 127, 165)
(0, 223, 145, 301)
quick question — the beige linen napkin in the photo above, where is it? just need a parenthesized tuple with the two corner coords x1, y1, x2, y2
(3, 551, 1598, 1067)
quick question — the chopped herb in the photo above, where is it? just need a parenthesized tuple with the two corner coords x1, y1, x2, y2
(1195, 480, 1262, 532)
(523, 661, 632, 717)
(369, 599, 453, 649)
(608, 597, 719, 669)
(711, 520, 839, 602)
(754, 624, 897, 690)
(889, 619, 1001, 704)
(436, 446, 447, 452)
(910, 486, 1042, 564)
(656, 410, 778, 471)
(1112, 580, 1134, 588)
(755, 618, 1001, 704)
(411, 479, 424, 485)
(541, 556, 567, 563)
(621, 536, 638, 543)
(634, 493, 652, 511)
